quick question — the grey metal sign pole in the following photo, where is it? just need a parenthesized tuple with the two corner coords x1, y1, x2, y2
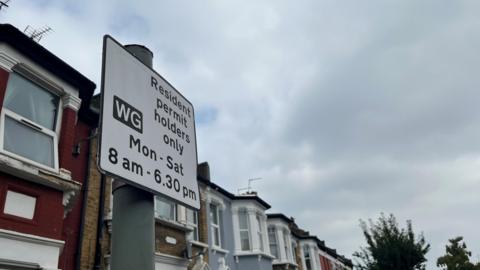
(110, 44, 155, 270)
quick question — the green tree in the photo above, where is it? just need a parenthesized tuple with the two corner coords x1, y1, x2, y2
(437, 236, 480, 270)
(353, 213, 430, 270)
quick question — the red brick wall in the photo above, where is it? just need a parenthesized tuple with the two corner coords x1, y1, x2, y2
(58, 120, 92, 270)
(0, 59, 95, 270)
(58, 107, 78, 170)
(0, 173, 64, 239)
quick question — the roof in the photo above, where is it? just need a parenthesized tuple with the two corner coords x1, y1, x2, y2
(287, 216, 353, 267)
(0, 24, 96, 113)
(232, 193, 271, 209)
(267, 213, 293, 223)
(197, 162, 270, 209)
(197, 173, 235, 200)
(196, 163, 350, 266)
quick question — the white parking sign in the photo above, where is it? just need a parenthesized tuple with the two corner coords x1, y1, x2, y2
(99, 36, 199, 209)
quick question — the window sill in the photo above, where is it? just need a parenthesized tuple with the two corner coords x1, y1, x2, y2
(211, 246, 229, 255)
(155, 217, 193, 232)
(0, 154, 81, 213)
(233, 251, 275, 259)
(154, 252, 190, 266)
(0, 153, 82, 193)
(190, 240, 209, 248)
(273, 260, 298, 266)
(0, 154, 78, 189)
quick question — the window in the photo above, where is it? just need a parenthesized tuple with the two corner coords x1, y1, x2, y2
(256, 214, 264, 251)
(291, 241, 297, 262)
(155, 196, 176, 220)
(315, 253, 321, 270)
(268, 226, 279, 258)
(186, 208, 199, 241)
(210, 203, 221, 247)
(238, 209, 250, 251)
(315, 252, 321, 270)
(1, 72, 60, 170)
(304, 245, 312, 270)
(283, 229, 291, 260)
(330, 260, 337, 270)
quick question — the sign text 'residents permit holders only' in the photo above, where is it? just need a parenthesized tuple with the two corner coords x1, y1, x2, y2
(98, 36, 200, 210)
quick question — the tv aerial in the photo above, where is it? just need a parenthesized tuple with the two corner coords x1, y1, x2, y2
(23, 25, 53, 43)
(237, 177, 263, 194)
(0, 0, 10, 11)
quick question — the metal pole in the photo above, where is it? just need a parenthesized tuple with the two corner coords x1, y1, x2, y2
(110, 44, 155, 270)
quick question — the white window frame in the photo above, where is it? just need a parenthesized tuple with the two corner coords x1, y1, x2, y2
(238, 209, 251, 251)
(186, 208, 199, 241)
(210, 203, 222, 248)
(304, 245, 312, 270)
(291, 240, 297, 263)
(0, 71, 62, 172)
(268, 226, 279, 259)
(283, 229, 291, 261)
(256, 214, 264, 251)
(154, 196, 176, 221)
(330, 260, 337, 270)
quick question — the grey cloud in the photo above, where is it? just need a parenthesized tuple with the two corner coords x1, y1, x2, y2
(6, 0, 480, 268)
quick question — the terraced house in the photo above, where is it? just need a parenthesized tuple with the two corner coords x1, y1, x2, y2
(0, 23, 352, 270)
(0, 24, 96, 270)
(267, 214, 300, 270)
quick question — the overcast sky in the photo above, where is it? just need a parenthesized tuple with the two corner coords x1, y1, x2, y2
(3, 0, 480, 268)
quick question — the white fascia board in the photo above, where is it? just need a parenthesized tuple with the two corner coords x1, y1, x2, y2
(231, 200, 266, 215)
(267, 218, 290, 231)
(205, 187, 227, 210)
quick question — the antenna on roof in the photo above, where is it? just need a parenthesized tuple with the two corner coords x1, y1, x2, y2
(0, 0, 10, 11)
(23, 25, 53, 43)
(237, 177, 262, 194)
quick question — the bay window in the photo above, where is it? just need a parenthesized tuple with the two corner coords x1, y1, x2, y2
(238, 209, 250, 251)
(1, 72, 60, 170)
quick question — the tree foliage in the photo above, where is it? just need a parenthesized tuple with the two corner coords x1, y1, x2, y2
(353, 213, 430, 270)
(437, 236, 480, 270)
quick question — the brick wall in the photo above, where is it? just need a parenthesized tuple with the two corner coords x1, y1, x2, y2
(58, 107, 77, 170)
(58, 120, 92, 270)
(294, 239, 304, 270)
(76, 136, 113, 270)
(78, 136, 103, 270)
(187, 182, 209, 270)
(101, 177, 113, 260)
(155, 222, 188, 257)
(0, 174, 64, 239)
(0, 68, 9, 112)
